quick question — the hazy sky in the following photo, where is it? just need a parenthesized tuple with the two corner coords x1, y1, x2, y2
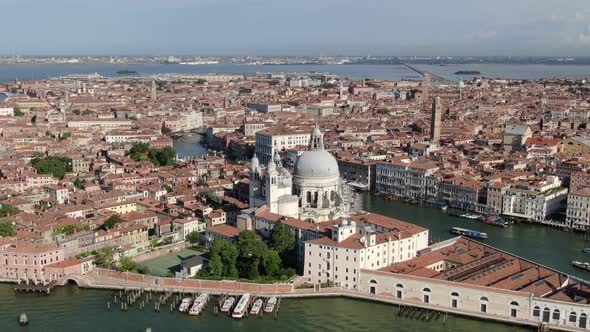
(2, 0, 590, 56)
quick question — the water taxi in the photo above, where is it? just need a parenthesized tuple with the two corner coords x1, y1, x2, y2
(188, 293, 208, 316)
(178, 297, 192, 313)
(572, 261, 590, 271)
(483, 216, 509, 228)
(450, 227, 487, 239)
(232, 293, 251, 319)
(264, 297, 277, 313)
(249, 299, 263, 315)
(221, 297, 235, 313)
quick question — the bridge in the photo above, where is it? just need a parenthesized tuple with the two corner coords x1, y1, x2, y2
(403, 64, 456, 86)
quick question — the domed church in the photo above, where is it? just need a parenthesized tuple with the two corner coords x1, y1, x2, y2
(249, 124, 354, 223)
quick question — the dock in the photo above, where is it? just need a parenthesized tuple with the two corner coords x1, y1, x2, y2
(15, 279, 57, 294)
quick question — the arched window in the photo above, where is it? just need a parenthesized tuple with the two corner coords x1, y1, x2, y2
(422, 288, 431, 303)
(510, 301, 518, 318)
(450, 292, 459, 308)
(369, 280, 377, 294)
(543, 307, 550, 323)
(480, 297, 489, 313)
(569, 311, 577, 323)
(306, 191, 311, 203)
(395, 284, 403, 299)
(553, 309, 560, 320)
(330, 190, 336, 201)
(533, 306, 541, 317)
(580, 313, 587, 328)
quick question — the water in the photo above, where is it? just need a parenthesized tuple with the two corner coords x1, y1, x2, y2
(172, 134, 207, 158)
(420, 64, 590, 80)
(0, 284, 526, 332)
(2, 63, 590, 83)
(360, 193, 590, 280)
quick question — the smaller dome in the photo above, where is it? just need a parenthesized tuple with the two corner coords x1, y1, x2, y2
(294, 150, 339, 178)
(251, 154, 259, 168)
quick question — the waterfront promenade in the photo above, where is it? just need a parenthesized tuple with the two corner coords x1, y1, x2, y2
(44, 269, 581, 332)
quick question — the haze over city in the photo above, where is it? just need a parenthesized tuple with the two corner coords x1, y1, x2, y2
(3, 0, 590, 56)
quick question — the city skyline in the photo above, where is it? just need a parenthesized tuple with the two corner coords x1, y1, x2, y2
(3, 0, 590, 56)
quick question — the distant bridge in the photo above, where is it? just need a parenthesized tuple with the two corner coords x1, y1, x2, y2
(403, 64, 455, 85)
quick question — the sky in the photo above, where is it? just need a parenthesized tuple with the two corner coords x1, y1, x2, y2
(1, 0, 590, 56)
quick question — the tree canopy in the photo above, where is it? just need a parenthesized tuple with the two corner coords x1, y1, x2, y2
(102, 215, 123, 230)
(199, 231, 294, 281)
(0, 220, 16, 237)
(94, 247, 115, 269)
(129, 143, 176, 166)
(31, 156, 72, 179)
(0, 204, 20, 217)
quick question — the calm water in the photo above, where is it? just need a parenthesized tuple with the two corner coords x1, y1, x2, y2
(172, 134, 208, 158)
(360, 194, 590, 280)
(0, 284, 527, 332)
(421, 64, 590, 80)
(2, 63, 590, 82)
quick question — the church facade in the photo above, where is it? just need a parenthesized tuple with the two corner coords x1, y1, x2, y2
(249, 125, 354, 223)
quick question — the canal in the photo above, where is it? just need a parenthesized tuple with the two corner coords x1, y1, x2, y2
(360, 193, 590, 280)
(0, 284, 526, 332)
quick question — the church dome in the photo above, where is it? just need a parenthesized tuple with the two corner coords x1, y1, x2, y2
(294, 150, 339, 178)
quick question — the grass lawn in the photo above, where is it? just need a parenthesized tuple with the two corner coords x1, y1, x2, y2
(137, 248, 203, 277)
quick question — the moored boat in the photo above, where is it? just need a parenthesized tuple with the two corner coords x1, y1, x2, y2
(264, 297, 277, 313)
(188, 293, 208, 316)
(178, 297, 192, 313)
(249, 299, 263, 315)
(483, 216, 509, 228)
(450, 227, 488, 239)
(572, 261, 590, 271)
(221, 297, 235, 313)
(583, 248, 590, 254)
(232, 293, 251, 319)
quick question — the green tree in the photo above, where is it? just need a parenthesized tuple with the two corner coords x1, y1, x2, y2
(162, 184, 173, 193)
(196, 79, 207, 85)
(0, 220, 16, 237)
(138, 265, 151, 275)
(102, 215, 123, 230)
(31, 156, 72, 179)
(270, 221, 295, 255)
(73, 178, 85, 189)
(95, 247, 115, 269)
(148, 146, 176, 166)
(188, 231, 201, 244)
(60, 131, 72, 140)
(207, 254, 224, 277)
(262, 249, 281, 276)
(161, 125, 172, 135)
(0, 204, 20, 217)
(118, 256, 136, 272)
(246, 258, 261, 279)
(72, 109, 81, 115)
(13, 107, 24, 116)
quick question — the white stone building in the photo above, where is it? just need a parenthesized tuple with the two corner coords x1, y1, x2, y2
(249, 125, 353, 223)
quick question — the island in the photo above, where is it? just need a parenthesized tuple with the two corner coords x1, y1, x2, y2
(454, 70, 481, 75)
(116, 70, 138, 75)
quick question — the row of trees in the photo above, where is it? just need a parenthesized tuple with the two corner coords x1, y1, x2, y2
(199, 222, 296, 280)
(129, 143, 176, 166)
